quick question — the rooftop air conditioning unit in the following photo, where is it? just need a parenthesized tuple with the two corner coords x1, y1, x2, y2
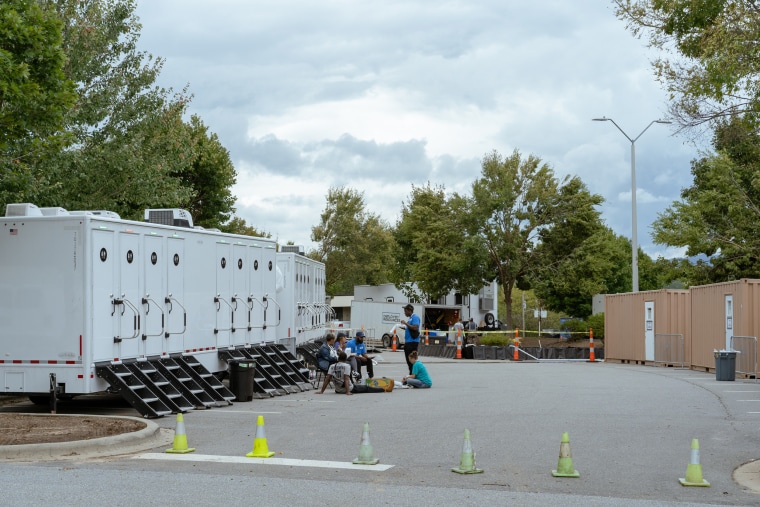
(281, 245, 305, 255)
(40, 207, 70, 216)
(144, 209, 193, 228)
(5, 203, 42, 217)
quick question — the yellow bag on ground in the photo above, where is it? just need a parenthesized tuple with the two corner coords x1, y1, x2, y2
(366, 377, 394, 392)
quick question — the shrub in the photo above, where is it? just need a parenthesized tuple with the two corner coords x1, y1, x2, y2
(479, 334, 512, 346)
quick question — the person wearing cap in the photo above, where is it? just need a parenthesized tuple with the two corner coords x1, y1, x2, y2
(400, 303, 421, 375)
(346, 331, 374, 380)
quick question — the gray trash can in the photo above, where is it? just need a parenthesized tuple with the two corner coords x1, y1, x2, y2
(229, 360, 256, 401)
(715, 351, 737, 381)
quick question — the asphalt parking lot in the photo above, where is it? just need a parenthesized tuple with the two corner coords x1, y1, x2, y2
(1, 353, 759, 506)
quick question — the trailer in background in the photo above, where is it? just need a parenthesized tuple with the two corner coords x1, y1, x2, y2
(276, 246, 329, 350)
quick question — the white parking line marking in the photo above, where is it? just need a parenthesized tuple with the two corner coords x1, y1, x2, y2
(134, 453, 393, 470)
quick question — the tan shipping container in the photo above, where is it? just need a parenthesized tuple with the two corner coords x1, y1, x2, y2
(605, 290, 690, 364)
(689, 279, 760, 373)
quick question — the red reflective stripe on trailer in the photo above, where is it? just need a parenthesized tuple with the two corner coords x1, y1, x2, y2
(77, 374, 83, 378)
(66, 361, 75, 364)
(12, 360, 21, 364)
(114, 358, 119, 362)
(0, 360, 4, 363)
(30, 360, 40, 364)
(47, 360, 57, 364)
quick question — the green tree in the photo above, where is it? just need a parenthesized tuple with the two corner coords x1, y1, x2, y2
(534, 227, 630, 318)
(652, 116, 760, 280)
(393, 184, 489, 301)
(311, 187, 395, 295)
(466, 150, 604, 328)
(0, 0, 75, 151)
(178, 115, 237, 230)
(222, 216, 271, 238)
(615, 0, 760, 131)
(0, 0, 76, 204)
(29, 0, 194, 217)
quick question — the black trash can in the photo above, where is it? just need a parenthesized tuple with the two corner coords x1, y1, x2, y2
(715, 351, 737, 381)
(229, 360, 256, 401)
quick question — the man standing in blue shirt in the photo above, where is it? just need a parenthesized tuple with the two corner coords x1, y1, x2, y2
(346, 330, 374, 380)
(400, 303, 420, 375)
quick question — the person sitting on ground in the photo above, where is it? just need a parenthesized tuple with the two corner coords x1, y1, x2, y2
(317, 334, 338, 372)
(315, 352, 385, 395)
(402, 350, 432, 389)
(346, 330, 374, 379)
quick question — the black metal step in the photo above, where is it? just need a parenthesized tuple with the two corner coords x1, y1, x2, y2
(95, 362, 173, 418)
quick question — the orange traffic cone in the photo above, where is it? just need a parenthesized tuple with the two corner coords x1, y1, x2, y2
(166, 413, 195, 454)
(246, 415, 275, 458)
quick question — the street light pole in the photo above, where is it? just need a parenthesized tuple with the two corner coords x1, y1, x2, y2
(593, 117, 671, 292)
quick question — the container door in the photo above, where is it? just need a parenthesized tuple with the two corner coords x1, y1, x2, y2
(249, 244, 264, 343)
(215, 242, 232, 348)
(117, 233, 141, 359)
(166, 237, 185, 354)
(92, 229, 116, 362)
(143, 235, 164, 357)
(232, 243, 248, 346)
(725, 294, 734, 350)
(644, 301, 655, 361)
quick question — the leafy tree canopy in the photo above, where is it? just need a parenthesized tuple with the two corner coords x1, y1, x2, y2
(652, 115, 760, 280)
(311, 187, 395, 295)
(615, 0, 760, 132)
(464, 150, 604, 328)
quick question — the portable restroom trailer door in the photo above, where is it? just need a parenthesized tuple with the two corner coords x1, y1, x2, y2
(142, 234, 165, 357)
(92, 229, 117, 362)
(262, 246, 278, 342)
(215, 242, 233, 348)
(116, 232, 141, 359)
(248, 244, 265, 343)
(231, 243, 248, 346)
(165, 237, 185, 354)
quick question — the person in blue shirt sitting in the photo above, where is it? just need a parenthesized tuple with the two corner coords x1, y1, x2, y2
(402, 350, 432, 388)
(346, 330, 374, 380)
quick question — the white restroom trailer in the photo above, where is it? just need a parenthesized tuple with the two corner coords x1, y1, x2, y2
(0, 203, 282, 403)
(276, 246, 329, 348)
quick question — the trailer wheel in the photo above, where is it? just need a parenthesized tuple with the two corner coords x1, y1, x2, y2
(382, 334, 392, 348)
(28, 395, 50, 405)
(484, 312, 495, 326)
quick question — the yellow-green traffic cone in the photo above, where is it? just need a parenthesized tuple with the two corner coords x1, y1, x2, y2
(166, 413, 195, 454)
(679, 438, 710, 487)
(246, 415, 275, 458)
(352, 422, 379, 465)
(452, 428, 483, 474)
(551, 432, 580, 478)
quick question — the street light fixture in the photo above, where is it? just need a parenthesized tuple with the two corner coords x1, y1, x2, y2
(593, 117, 671, 293)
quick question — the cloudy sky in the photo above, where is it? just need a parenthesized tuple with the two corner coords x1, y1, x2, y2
(134, 0, 703, 258)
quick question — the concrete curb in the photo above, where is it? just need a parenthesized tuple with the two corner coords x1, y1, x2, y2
(733, 459, 760, 494)
(0, 414, 172, 462)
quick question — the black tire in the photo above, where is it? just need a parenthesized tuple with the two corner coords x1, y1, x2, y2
(484, 312, 495, 326)
(28, 395, 51, 405)
(382, 334, 392, 348)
